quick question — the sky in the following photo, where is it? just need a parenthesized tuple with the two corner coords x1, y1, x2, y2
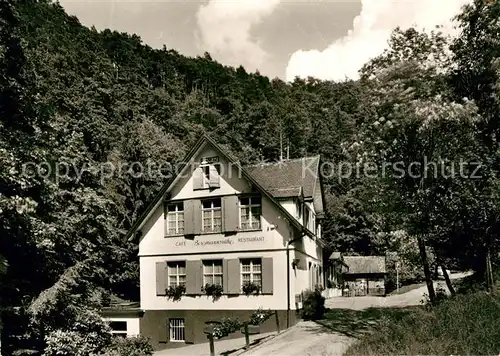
(59, 0, 471, 82)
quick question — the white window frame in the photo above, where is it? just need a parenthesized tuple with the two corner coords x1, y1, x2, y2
(203, 260, 223, 286)
(169, 318, 185, 342)
(239, 196, 262, 230)
(167, 261, 186, 287)
(166, 202, 184, 236)
(240, 258, 262, 289)
(202, 198, 222, 233)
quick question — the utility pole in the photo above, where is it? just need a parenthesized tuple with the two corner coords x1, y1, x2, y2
(279, 130, 283, 162)
(396, 261, 400, 293)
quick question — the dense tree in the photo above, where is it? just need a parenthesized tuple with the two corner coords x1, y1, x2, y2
(0, 0, 499, 352)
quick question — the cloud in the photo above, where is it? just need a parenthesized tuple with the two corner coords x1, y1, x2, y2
(196, 0, 280, 73)
(285, 0, 471, 82)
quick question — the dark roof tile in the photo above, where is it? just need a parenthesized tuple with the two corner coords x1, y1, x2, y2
(245, 156, 323, 212)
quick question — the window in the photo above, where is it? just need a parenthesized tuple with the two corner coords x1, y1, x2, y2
(202, 199, 222, 233)
(201, 162, 220, 189)
(167, 262, 186, 287)
(109, 321, 127, 338)
(241, 258, 262, 288)
(203, 260, 223, 286)
(169, 318, 185, 342)
(239, 196, 261, 230)
(166, 202, 184, 236)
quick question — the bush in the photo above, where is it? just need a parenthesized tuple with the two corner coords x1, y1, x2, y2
(43, 310, 112, 356)
(103, 336, 154, 356)
(346, 292, 500, 355)
(300, 289, 325, 320)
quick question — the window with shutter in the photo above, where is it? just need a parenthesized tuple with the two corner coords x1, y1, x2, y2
(196, 158, 221, 190)
(202, 198, 222, 233)
(167, 262, 186, 287)
(203, 260, 223, 286)
(240, 258, 262, 289)
(165, 202, 184, 236)
(239, 196, 261, 230)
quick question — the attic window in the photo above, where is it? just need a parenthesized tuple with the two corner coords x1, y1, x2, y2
(194, 157, 220, 190)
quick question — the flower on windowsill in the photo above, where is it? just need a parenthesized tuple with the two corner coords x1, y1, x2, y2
(203, 283, 223, 300)
(165, 284, 185, 301)
(242, 281, 260, 296)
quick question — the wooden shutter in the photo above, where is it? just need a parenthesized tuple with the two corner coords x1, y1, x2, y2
(164, 203, 169, 236)
(159, 319, 169, 343)
(193, 199, 202, 235)
(193, 165, 204, 190)
(183, 200, 195, 236)
(156, 261, 168, 296)
(208, 164, 220, 188)
(223, 195, 239, 233)
(262, 257, 274, 294)
(223, 259, 229, 294)
(185, 318, 196, 344)
(226, 259, 241, 294)
(186, 260, 202, 295)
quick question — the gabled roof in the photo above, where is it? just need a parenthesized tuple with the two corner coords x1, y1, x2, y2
(125, 134, 316, 242)
(245, 156, 324, 214)
(343, 256, 387, 274)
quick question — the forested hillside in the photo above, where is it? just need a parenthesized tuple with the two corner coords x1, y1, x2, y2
(1, 0, 499, 354)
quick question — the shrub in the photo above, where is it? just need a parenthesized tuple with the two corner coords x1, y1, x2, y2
(103, 336, 154, 356)
(249, 308, 274, 325)
(300, 289, 325, 320)
(43, 309, 112, 356)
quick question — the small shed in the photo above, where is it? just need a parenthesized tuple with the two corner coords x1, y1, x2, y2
(343, 256, 387, 296)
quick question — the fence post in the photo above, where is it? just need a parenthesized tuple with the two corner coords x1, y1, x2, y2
(208, 333, 215, 356)
(244, 322, 250, 349)
(274, 310, 280, 334)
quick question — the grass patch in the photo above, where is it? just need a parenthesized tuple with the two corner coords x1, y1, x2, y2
(318, 307, 416, 338)
(345, 292, 500, 355)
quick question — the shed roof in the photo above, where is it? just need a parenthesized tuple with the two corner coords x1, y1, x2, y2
(343, 256, 387, 274)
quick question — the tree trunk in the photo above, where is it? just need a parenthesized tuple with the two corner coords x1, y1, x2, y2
(486, 245, 496, 295)
(417, 236, 436, 303)
(440, 263, 455, 296)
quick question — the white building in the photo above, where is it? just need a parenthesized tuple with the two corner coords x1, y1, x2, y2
(125, 135, 326, 350)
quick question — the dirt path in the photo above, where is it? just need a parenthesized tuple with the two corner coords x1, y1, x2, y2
(242, 321, 354, 356)
(242, 272, 472, 356)
(325, 272, 471, 310)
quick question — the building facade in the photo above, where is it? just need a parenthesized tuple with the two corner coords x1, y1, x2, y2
(126, 135, 326, 350)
